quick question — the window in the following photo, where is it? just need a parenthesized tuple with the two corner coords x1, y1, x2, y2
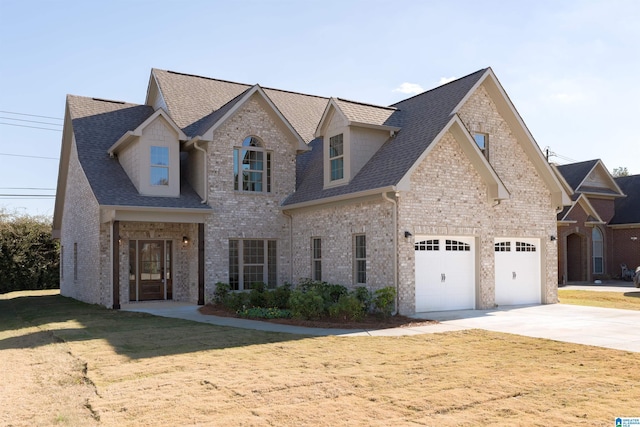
(592, 228, 603, 274)
(329, 134, 344, 181)
(150, 146, 169, 186)
(415, 239, 439, 251)
(234, 136, 271, 192)
(515, 241, 536, 252)
(473, 133, 488, 156)
(312, 238, 322, 281)
(445, 239, 471, 251)
(354, 234, 366, 284)
(73, 242, 78, 280)
(494, 241, 511, 252)
(229, 239, 277, 290)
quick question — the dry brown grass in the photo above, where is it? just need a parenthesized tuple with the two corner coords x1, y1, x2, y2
(2, 290, 639, 426)
(559, 289, 640, 310)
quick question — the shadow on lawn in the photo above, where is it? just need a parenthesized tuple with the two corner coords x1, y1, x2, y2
(0, 293, 311, 359)
(624, 291, 640, 298)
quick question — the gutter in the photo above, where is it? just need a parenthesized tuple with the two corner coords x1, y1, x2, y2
(381, 191, 399, 315)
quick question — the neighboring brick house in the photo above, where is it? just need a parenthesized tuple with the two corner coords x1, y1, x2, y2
(53, 67, 570, 314)
(554, 160, 640, 283)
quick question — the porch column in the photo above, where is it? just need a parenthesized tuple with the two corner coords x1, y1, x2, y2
(112, 220, 120, 309)
(198, 223, 205, 305)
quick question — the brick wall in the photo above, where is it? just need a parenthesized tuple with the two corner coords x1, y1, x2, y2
(610, 227, 640, 276)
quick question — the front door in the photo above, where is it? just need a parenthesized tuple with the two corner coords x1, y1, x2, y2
(129, 240, 173, 301)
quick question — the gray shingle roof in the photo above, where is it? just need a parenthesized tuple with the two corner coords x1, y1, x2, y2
(153, 69, 328, 143)
(611, 174, 640, 224)
(283, 68, 488, 206)
(67, 95, 210, 209)
(334, 98, 402, 128)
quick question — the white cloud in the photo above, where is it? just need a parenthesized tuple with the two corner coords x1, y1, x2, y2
(393, 82, 424, 95)
(438, 76, 456, 85)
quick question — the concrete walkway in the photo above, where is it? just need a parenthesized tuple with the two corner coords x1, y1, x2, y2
(121, 300, 640, 352)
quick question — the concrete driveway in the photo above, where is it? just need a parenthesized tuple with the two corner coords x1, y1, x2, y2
(413, 303, 640, 353)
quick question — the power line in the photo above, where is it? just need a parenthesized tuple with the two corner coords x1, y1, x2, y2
(0, 187, 56, 190)
(0, 110, 62, 121)
(0, 152, 58, 160)
(0, 116, 62, 126)
(0, 195, 56, 198)
(0, 122, 62, 132)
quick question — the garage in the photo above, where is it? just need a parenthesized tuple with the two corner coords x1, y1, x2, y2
(494, 238, 541, 306)
(415, 236, 475, 312)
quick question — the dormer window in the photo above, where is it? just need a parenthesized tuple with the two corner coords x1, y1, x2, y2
(234, 136, 272, 193)
(150, 146, 169, 186)
(474, 133, 488, 157)
(329, 134, 344, 181)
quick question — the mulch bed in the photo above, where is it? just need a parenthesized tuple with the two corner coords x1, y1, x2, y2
(198, 304, 438, 330)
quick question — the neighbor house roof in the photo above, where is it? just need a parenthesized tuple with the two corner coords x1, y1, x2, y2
(555, 159, 624, 197)
(610, 174, 640, 225)
(556, 160, 599, 191)
(283, 68, 489, 206)
(65, 95, 210, 209)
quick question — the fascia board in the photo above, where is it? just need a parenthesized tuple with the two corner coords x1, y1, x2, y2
(184, 135, 212, 150)
(315, 98, 349, 138)
(281, 186, 396, 211)
(100, 205, 212, 224)
(107, 131, 136, 155)
(609, 223, 640, 229)
(348, 121, 401, 133)
(107, 110, 187, 156)
(52, 102, 73, 236)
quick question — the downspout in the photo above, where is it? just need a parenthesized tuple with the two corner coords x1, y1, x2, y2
(381, 191, 398, 315)
(193, 139, 208, 204)
(282, 210, 294, 283)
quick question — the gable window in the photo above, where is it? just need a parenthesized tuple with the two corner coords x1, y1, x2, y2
(229, 239, 277, 290)
(312, 238, 322, 281)
(354, 234, 366, 284)
(234, 136, 271, 193)
(150, 146, 169, 186)
(329, 134, 344, 181)
(473, 133, 488, 157)
(592, 228, 603, 274)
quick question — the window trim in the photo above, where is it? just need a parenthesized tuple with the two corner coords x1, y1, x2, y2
(229, 239, 277, 290)
(354, 234, 366, 285)
(150, 145, 170, 186)
(312, 237, 322, 281)
(233, 136, 272, 193)
(473, 132, 489, 158)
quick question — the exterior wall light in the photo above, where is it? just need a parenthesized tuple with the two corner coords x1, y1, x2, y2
(405, 231, 412, 238)
(182, 236, 189, 245)
(550, 235, 557, 241)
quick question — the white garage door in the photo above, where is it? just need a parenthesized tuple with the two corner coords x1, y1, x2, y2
(494, 238, 541, 306)
(415, 236, 475, 312)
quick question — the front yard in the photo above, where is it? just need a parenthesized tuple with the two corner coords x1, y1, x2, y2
(1, 290, 639, 426)
(558, 288, 640, 311)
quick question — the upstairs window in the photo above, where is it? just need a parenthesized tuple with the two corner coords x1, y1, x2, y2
(329, 134, 344, 181)
(473, 133, 488, 157)
(150, 146, 169, 186)
(234, 136, 271, 192)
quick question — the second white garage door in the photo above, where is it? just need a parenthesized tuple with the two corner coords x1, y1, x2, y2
(494, 238, 541, 306)
(415, 236, 475, 312)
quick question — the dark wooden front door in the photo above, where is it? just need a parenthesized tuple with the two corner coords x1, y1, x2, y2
(129, 240, 173, 301)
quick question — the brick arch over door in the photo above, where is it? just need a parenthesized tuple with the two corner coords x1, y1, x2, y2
(566, 233, 587, 282)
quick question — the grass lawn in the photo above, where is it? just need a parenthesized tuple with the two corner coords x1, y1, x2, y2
(558, 289, 640, 311)
(1, 290, 639, 426)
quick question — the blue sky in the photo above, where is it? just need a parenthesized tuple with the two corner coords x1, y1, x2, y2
(1, 0, 638, 217)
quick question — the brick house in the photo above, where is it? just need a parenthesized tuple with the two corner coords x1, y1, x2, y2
(52, 67, 570, 314)
(554, 160, 640, 283)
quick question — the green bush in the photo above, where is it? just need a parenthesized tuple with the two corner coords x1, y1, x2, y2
(223, 292, 249, 312)
(249, 285, 267, 308)
(270, 283, 292, 309)
(354, 286, 372, 312)
(298, 280, 347, 310)
(329, 294, 364, 321)
(213, 282, 230, 304)
(289, 289, 324, 320)
(237, 307, 292, 319)
(373, 287, 397, 317)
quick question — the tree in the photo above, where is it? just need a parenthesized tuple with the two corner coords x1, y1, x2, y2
(612, 167, 629, 177)
(0, 209, 59, 293)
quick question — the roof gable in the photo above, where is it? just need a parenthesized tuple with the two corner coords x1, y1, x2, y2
(556, 159, 624, 197)
(559, 193, 604, 223)
(107, 109, 187, 156)
(315, 98, 402, 137)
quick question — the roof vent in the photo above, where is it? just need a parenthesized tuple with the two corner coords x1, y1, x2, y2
(92, 97, 125, 104)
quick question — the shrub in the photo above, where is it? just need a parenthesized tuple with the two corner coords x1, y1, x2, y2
(298, 280, 347, 310)
(223, 292, 249, 312)
(249, 287, 267, 308)
(354, 286, 372, 312)
(373, 287, 397, 317)
(213, 282, 230, 304)
(271, 283, 292, 309)
(289, 289, 324, 320)
(329, 294, 364, 322)
(237, 307, 292, 319)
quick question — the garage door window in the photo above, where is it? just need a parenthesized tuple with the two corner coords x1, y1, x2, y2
(415, 239, 439, 251)
(515, 242, 536, 252)
(495, 241, 511, 252)
(445, 239, 470, 251)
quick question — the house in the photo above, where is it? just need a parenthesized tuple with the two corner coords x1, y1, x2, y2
(52, 67, 570, 315)
(554, 160, 640, 283)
